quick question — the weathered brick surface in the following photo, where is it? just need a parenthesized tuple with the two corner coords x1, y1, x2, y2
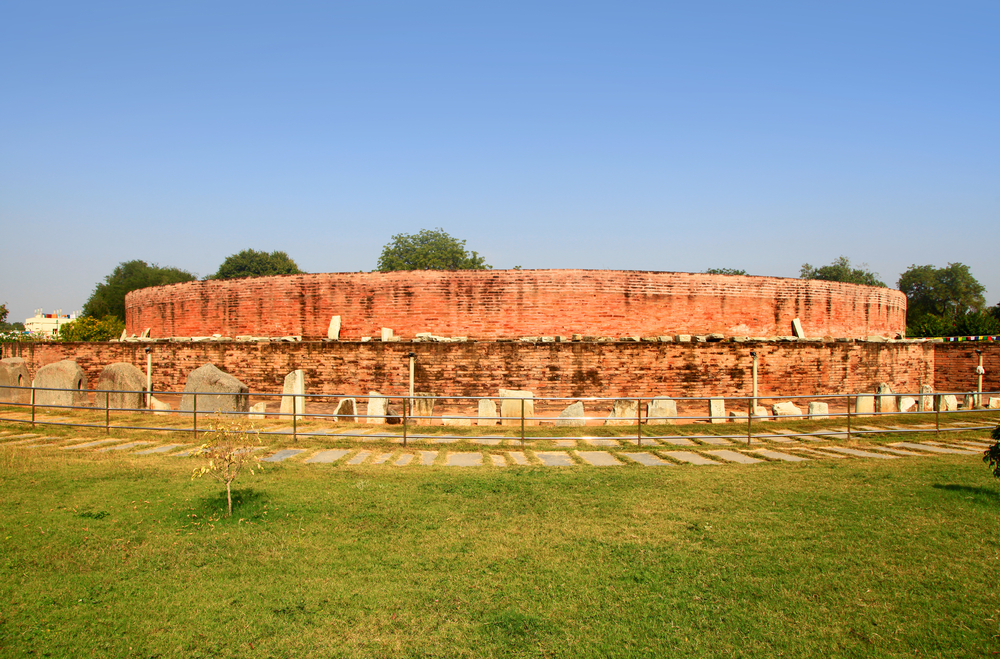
(13, 339, 936, 402)
(124, 270, 907, 340)
(933, 343, 1000, 394)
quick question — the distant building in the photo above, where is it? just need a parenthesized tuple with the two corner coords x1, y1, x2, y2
(24, 309, 78, 338)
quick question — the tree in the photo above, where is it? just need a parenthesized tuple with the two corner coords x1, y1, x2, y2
(982, 423, 1000, 479)
(84, 260, 196, 321)
(208, 249, 303, 280)
(58, 316, 125, 342)
(192, 420, 264, 517)
(376, 228, 491, 272)
(704, 268, 747, 276)
(800, 256, 886, 287)
(0, 303, 6, 325)
(898, 263, 986, 330)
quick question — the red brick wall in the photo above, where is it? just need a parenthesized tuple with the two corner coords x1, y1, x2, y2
(11, 339, 935, 401)
(124, 270, 907, 340)
(932, 343, 1000, 394)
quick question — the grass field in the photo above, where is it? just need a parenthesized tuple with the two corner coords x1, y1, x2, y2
(1, 425, 999, 657)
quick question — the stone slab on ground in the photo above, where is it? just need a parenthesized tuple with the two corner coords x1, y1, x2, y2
(890, 442, 978, 455)
(622, 452, 674, 466)
(621, 438, 661, 446)
(751, 449, 808, 462)
(394, 454, 414, 466)
(662, 451, 721, 466)
(372, 453, 392, 465)
(262, 449, 306, 462)
(536, 451, 574, 466)
(705, 449, 762, 464)
(346, 451, 371, 465)
(950, 440, 991, 449)
(490, 454, 506, 466)
(305, 449, 350, 464)
(658, 437, 695, 446)
(419, 451, 437, 466)
(789, 447, 847, 459)
(431, 437, 460, 444)
(171, 448, 199, 457)
(508, 451, 528, 465)
(584, 438, 619, 447)
(472, 438, 502, 445)
(695, 436, 732, 446)
(868, 446, 923, 456)
(445, 452, 483, 467)
(61, 439, 121, 450)
(135, 444, 189, 455)
(553, 439, 576, 447)
(3, 433, 40, 440)
(576, 451, 622, 466)
(98, 441, 153, 452)
(823, 447, 898, 459)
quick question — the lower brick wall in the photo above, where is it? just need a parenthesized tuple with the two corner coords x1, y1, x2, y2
(932, 343, 1000, 394)
(4, 339, 951, 402)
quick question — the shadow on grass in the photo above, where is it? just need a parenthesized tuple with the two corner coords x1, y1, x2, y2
(932, 483, 1000, 504)
(182, 487, 270, 524)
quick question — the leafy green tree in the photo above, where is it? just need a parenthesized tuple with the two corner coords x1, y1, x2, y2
(208, 249, 303, 280)
(983, 423, 1000, 479)
(58, 316, 126, 342)
(84, 260, 196, 321)
(800, 256, 886, 287)
(376, 228, 491, 272)
(0, 303, 6, 325)
(898, 263, 986, 327)
(704, 268, 748, 276)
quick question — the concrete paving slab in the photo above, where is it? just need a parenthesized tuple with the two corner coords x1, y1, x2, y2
(472, 438, 502, 445)
(261, 449, 306, 462)
(696, 436, 732, 446)
(621, 438, 661, 446)
(622, 452, 674, 466)
(2, 433, 40, 440)
(868, 446, 923, 456)
(61, 439, 122, 450)
(789, 447, 846, 458)
(346, 450, 371, 465)
(445, 452, 483, 467)
(135, 444, 189, 455)
(508, 451, 528, 465)
(431, 437, 460, 444)
(419, 450, 437, 465)
(662, 451, 721, 466)
(950, 440, 991, 448)
(751, 449, 808, 462)
(394, 453, 414, 466)
(584, 438, 620, 447)
(171, 448, 199, 457)
(372, 452, 392, 465)
(98, 441, 153, 453)
(536, 451, 574, 466)
(705, 449, 763, 464)
(8, 435, 55, 445)
(553, 439, 576, 448)
(823, 446, 898, 459)
(490, 454, 506, 466)
(305, 449, 350, 464)
(658, 436, 696, 446)
(890, 442, 978, 455)
(576, 451, 622, 466)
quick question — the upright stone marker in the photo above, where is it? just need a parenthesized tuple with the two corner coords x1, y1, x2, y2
(772, 401, 802, 418)
(380, 328, 393, 342)
(280, 370, 306, 420)
(647, 397, 677, 424)
(327, 315, 341, 340)
(876, 383, 897, 414)
(34, 360, 88, 408)
(477, 399, 499, 426)
(334, 397, 357, 422)
(936, 394, 958, 412)
(855, 394, 875, 416)
(556, 401, 585, 427)
(411, 393, 436, 422)
(791, 318, 805, 338)
(709, 398, 726, 423)
(898, 396, 917, 413)
(180, 364, 249, 413)
(0, 357, 31, 404)
(249, 402, 267, 419)
(919, 384, 934, 412)
(366, 392, 387, 424)
(605, 399, 638, 426)
(807, 401, 829, 419)
(95, 362, 146, 410)
(500, 389, 535, 426)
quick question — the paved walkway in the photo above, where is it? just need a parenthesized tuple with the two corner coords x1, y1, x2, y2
(1, 426, 991, 469)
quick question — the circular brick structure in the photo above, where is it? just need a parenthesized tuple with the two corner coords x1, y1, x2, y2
(124, 269, 907, 340)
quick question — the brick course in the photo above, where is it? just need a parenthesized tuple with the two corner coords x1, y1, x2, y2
(124, 270, 907, 340)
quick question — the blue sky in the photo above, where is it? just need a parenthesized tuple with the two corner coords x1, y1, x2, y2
(2, 1, 998, 323)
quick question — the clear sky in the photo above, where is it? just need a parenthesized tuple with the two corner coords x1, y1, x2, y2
(2, 1, 998, 323)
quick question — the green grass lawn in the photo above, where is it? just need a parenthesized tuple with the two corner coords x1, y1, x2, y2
(1, 439, 999, 658)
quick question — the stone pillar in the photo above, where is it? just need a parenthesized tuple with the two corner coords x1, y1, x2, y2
(366, 392, 387, 424)
(605, 399, 638, 426)
(280, 370, 306, 420)
(327, 315, 341, 340)
(477, 399, 499, 426)
(709, 398, 726, 424)
(500, 389, 535, 426)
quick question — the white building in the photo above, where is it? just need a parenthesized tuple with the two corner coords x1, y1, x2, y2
(24, 309, 78, 338)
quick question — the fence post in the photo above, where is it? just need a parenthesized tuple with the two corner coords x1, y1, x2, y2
(402, 395, 408, 447)
(746, 399, 752, 445)
(30, 384, 35, 428)
(846, 394, 851, 441)
(292, 395, 298, 443)
(636, 397, 642, 447)
(193, 392, 198, 441)
(105, 391, 110, 435)
(935, 395, 940, 435)
(520, 397, 525, 447)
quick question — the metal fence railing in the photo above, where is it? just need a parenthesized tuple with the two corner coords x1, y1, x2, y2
(0, 384, 997, 448)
